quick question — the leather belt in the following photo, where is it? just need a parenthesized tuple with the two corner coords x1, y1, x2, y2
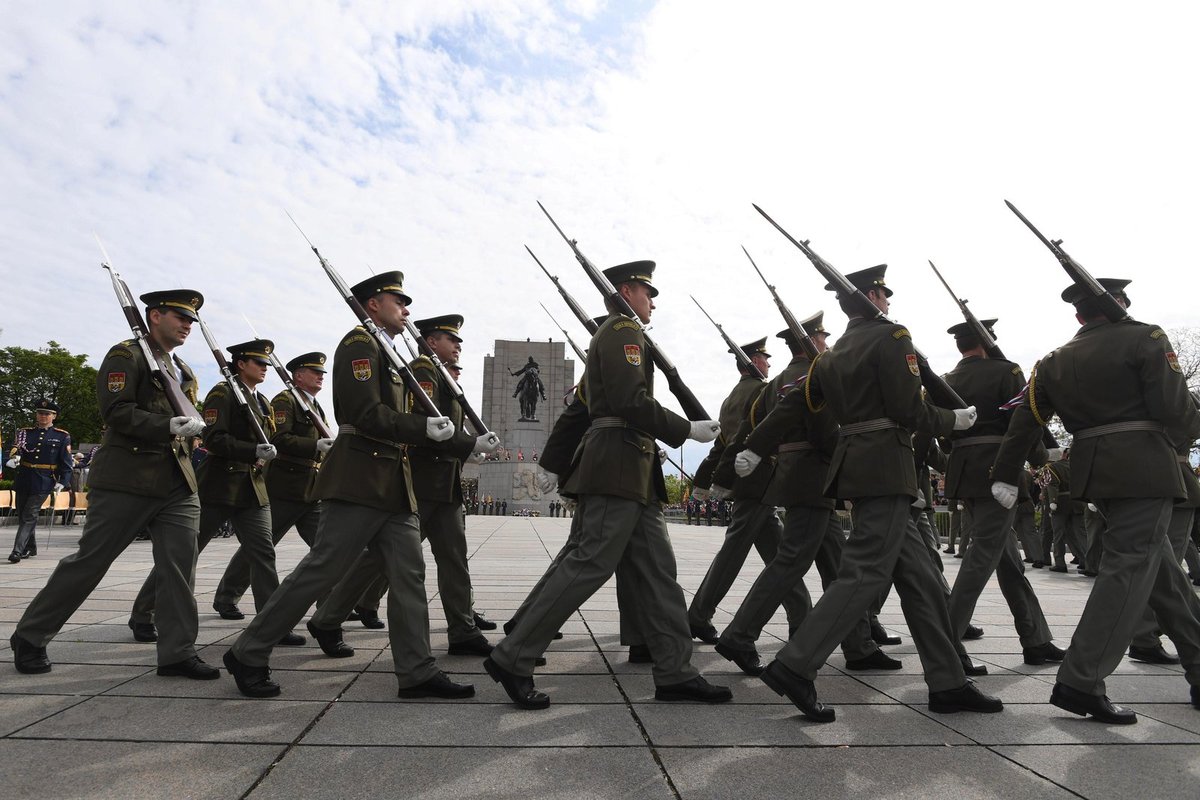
(838, 418, 902, 437)
(337, 424, 404, 449)
(952, 435, 1005, 449)
(777, 442, 814, 454)
(589, 416, 650, 437)
(1073, 421, 1165, 440)
(23, 464, 56, 470)
(275, 454, 319, 469)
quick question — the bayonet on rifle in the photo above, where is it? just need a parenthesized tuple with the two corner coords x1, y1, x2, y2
(752, 203, 967, 410)
(540, 302, 588, 362)
(927, 260, 1003, 360)
(741, 246, 820, 360)
(690, 296, 766, 381)
(241, 314, 333, 440)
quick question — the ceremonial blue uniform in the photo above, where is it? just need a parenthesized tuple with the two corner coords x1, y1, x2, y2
(9, 425, 73, 559)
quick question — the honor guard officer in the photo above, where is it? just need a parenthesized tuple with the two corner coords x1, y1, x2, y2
(7, 398, 73, 562)
(721, 314, 896, 675)
(992, 278, 1200, 723)
(485, 260, 731, 709)
(754, 265, 1001, 722)
(224, 271, 472, 700)
(212, 352, 333, 619)
(940, 319, 1063, 665)
(11, 290, 219, 680)
(308, 314, 499, 655)
(687, 338, 811, 646)
(128, 339, 300, 644)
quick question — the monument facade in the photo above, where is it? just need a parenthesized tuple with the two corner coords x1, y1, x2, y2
(475, 338, 575, 515)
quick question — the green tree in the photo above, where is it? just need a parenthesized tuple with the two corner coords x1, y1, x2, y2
(664, 473, 684, 505)
(0, 341, 102, 446)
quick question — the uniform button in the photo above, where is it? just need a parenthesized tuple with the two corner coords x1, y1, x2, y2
(373, 451, 378, 456)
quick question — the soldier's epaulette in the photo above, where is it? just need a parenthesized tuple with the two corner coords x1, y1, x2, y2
(1011, 365, 1023, 376)
(1150, 328, 1167, 340)
(271, 390, 294, 406)
(892, 328, 910, 340)
(207, 383, 229, 399)
(412, 354, 434, 368)
(613, 320, 640, 332)
(343, 330, 373, 346)
(53, 426, 70, 435)
(108, 342, 135, 359)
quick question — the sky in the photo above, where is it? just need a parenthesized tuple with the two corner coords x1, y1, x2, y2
(2, 1, 1199, 470)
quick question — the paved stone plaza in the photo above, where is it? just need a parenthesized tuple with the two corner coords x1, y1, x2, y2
(2, 515, 1199, 799)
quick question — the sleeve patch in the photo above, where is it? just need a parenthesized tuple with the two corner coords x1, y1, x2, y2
(274, 409, 289, 426)
(203, 407, 218, 425)
(1150, 328, 1166, 340)
(906, 353, 920, 376)
(352, 359, 373, 381)
(344, 332, 373, 346)
(624, 344, 642, 366)
(418, 380, 434, 398)
(893, 328, 911, 339)
(613, 320, 640, 331)
(1167, 351, 1182, 373)
(106, 372, 126, 392)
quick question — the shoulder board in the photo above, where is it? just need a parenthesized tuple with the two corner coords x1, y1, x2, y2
(1150, 328, 1167, 340)
(412, 355, 434, 368)
(613, 320, 640, 332)
(342, 331, 374, 346)
(271, 390, 294, 405)
(107, 342, 135, 359)
(892, 328, 910, 340)
(207, 384, 229, 399)
(53, 426, 70, 435)
(1011, 365, 1023, 376)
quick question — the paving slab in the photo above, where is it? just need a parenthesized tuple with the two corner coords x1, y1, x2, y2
(0, 739, 282, 800)
(0, 692, 91, 736)
(248, 745, 674, 800)
(995, 743, 1200, 800)
(342, 670, 626, 704)
(919, 701, 1200, 745)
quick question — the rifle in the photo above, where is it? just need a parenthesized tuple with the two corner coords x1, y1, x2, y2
(928, 260, 1060, 448)
(241, 314, 333, 439)
(540, 302, 588, 362)
(536, 202, 711, 421)
(663, 450, 695, 486)
(1004, 200, 1128, 323)
(526, 245, 598, 335)
(741, 246, 820, 360)
(194, 313, 273, 459)
(393, 321, 497, 443)
(752, 204, 967, 409)
(285, 211, 446, 422)
(690, 296, 766, 380)
(96, 236, 203, 421)
(928, 260, 1004, 360)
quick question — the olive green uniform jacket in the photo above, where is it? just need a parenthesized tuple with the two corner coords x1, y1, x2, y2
(197, 382, 273, 508)
(562, 313, 691, 505)
(89, 340, 199, 498)
(265, 389, 328, 504)
(311, 327, 430, 513)
(539, 390, 590, 499)
(994, 319, 1200, 499)
(942, 356, 1041, 499)
(807, 317, 956, 500)
(736, 354, 838, 510)
(406, 355, 477, 505)
(694, 373, 768, 499)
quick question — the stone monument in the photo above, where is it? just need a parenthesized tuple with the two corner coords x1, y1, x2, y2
(475, 338, 575, 515)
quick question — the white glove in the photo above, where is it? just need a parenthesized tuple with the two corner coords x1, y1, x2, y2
(538, 469, 557, 494)
(473, 433, 501, 455)
(991, 481, 1018, 509)
(1046, 447, 1064, 462)
(255, 443, 278, 462)
(957, 502, 964, 511)
(170, 416, 206, 437)
(425, 416, 454, 442)
(688, 420, 720, 443)
(1087, 502, 1098, 512)
(658, 449, 668, 464)
(5, 457, 18, 469)
(912, 496, 927, 510)
(1049, 502, 1058, 512)
(53, 482, 64, 492)
(692, 486, 711, 501)
(734, 449, 762, 477)
(953, 405, 978, 431)
(316, 438, 334, 454)
(711, 485, 732, 500)
(469, 451, 486, 464)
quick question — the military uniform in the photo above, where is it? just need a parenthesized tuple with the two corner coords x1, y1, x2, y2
(490, 262, 722, 701)
(716, 318, 881, 667)
(213, 353, 330, 609)
(993, 279, 1200, 714)
(941, 323, 1055, 653)
(310, 315, 485, 650)
(8, 400, 73, 561)
(1045, 458, 1087, 570)
(14, 291, 209, 670)
(229, 272, 455, 696)
(132, 340, 281, 628)
(688, 337, 809, 638)
(768, 266, 970, 700)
